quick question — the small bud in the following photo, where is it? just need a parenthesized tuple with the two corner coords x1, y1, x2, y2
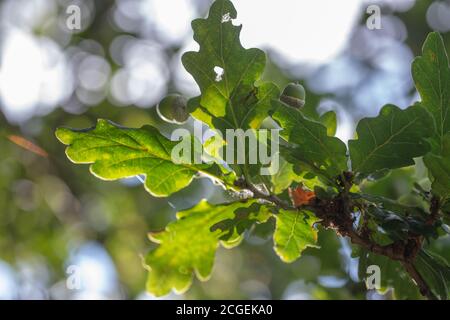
(280, 82, 306, 108)
(156, 94, 189, 124)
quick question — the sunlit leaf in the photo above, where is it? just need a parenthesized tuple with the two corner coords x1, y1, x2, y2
(56, 119, 226, 197)
(145, 200, 264, 296)
(182, 0, 279, 131)
(211, 202, 272, 247)
(319, 110, 337, 137)
(273, 209, 319, 263)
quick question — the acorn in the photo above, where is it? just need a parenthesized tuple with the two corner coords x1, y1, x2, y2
(280, 82, 306, 108)
(156, 94, 189, 124)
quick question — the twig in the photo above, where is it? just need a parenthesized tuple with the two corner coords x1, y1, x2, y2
(244, 172, 439, 300)
(427, 196, 441, 225)
(237, 179, 295, 211)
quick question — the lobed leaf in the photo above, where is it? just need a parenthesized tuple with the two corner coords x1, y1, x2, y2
(269, 157, 299, 194)
(412, 32, 450, 153)
(349, 104, 433, 175)
(211, 202, 272, 247)
(145, 200, 268, 296)
(182, 0, 279, 131)
(271, 100, 348, 179)
(56, 119, 224, 197)
(273, 209, 319, 263)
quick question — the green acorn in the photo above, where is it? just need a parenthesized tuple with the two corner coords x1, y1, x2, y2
(280, 82, 306, 108)
(156, 94, 189, 124)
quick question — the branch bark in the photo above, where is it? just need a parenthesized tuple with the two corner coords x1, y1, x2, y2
(245, 174, 439, 300)
(237, 179, 295, 211)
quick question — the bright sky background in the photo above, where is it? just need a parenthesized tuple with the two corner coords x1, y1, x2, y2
(0, 0, 366, 123)
(233, 0, 362, 64)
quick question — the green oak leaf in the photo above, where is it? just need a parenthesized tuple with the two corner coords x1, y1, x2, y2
(145, 200, 261, 296)
(269, 157, 299, 194)
(412, 32, 450, 153)
(56, 119, 226, 197)
(271, 100, 348, 179)
(182, 0, 279, 131)
(269, 157, 326, 194)
(360, 193, 430, 221)
(415, 250, 450, 300)
(210, 202, 272, 247)
(349, 104, 433, 175)
(424, 133, 450, 197)
(273, 209, 319, 263)
(319, 110, 337, 137)
(366, 206, 439, 241)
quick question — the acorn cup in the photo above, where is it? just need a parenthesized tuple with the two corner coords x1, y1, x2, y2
(156, 94, 189, 124)
(280, 82, 306, 108)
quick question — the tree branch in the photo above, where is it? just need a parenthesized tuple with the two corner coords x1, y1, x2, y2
(427, 196, 441, 225)
(236, 179, 295, 211)
(244, 173, 439, 300)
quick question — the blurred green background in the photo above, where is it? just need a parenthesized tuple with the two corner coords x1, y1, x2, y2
(0, 0, 449, 299)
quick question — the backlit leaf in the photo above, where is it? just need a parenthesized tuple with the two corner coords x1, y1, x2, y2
(145, 200, 264, 296)
(56, 119, 225, 197)
(182, 0, 279, 131)
(273, 209, 319, 263)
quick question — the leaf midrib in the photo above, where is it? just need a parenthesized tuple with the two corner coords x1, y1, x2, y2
(283, 211, 301, 255)
(68, 131, 211, 177)
(354, 117, 418, 171)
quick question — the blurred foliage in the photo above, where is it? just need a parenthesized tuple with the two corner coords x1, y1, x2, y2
(1, 0, 450, 299)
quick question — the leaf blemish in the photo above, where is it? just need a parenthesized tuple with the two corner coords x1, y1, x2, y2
(221, 12, 231, 23)
(430, 52, 437, 63)
(214, 66, 224, 82)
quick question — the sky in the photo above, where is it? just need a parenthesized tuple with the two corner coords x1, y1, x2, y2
(0, 0, 366, 123)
